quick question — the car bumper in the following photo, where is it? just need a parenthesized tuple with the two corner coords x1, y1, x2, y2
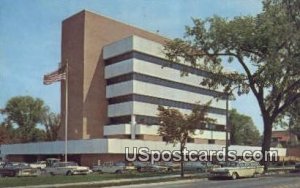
(72, 171, 90, 175)
(209, 172, 232, 178)
(17, 172, 39, 177)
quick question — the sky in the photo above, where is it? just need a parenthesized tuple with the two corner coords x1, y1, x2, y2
(0, 0, 266, 133)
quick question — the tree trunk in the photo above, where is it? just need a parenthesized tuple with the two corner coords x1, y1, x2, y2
(261, 117, 273, 172)
(180, 144, 184, 178)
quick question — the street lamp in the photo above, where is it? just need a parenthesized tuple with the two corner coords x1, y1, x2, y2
(225, 85, 243, 163)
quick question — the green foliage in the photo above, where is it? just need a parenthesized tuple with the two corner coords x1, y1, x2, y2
(13, 127, 47, 142)
(0, 122, 14, 144)
(0, 96, 60, 143)
(283, 98, 300, 132)
(42, 112, 61, 141)
(2, 96, 48, 127)
(157, 102, 214, 177)
(229, 109, 261, 146)
(157, 102, 214, 146)
(289, 103, 300, 132)
(164, 0, 300, 169)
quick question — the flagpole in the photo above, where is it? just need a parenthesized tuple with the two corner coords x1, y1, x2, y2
(64, 60, 68, 162)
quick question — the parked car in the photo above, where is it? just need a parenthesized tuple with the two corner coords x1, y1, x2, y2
(183, 161, 208, 172)
(46, 161, 91, 176)
(157, 162, 180, 172)
(133, 162, 169, 173)
(210, 161, 264, 180)
(45, 158, 60, 167)
(0, 161, 6, 168)
(92, 161, 136, 174)
(30, 161, 47, 169)
(0, 162, 41, 177)
(294, 162, 300, 172)
(202, 162, 221, 172)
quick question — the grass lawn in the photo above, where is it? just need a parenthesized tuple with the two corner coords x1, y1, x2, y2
(0, 172, 182, 187)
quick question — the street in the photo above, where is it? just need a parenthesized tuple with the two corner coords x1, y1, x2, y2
(112, 174, 300, 188)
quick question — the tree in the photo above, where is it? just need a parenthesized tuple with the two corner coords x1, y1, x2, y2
(157, 103, 214, 177)
(285, 98, 300, 133)
(1, 96, 48, 142)
(164, 0, 300, 170)
(229, 109, 260, 146)
(0, 123, 10, 144)
(275, 98, 300, 146)
(42, 112, 61, 141)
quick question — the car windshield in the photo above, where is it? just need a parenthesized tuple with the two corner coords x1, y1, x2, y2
(133, 161, 148, 167)
(223, 161, 258, 167)
(223, 162, 239, 167)
(65, 162, 78, 166)
(184, 162, 204, 166)
(56, 162, 78, 167)
(114, 162, 125, 166)
(35, 161, 46, 164)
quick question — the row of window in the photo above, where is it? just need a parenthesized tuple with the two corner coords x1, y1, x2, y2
(109, 115, 225, 131)
(104, 134, 218, 144)
(187, 138, 216, 144)
(108, 94, 227, 115)
(105, 50, 213, 78)
(106, 72, 224, 99)
(109, 115, 158, 125)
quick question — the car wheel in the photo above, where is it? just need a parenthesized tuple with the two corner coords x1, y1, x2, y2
(115, 170, 123, 174)
(137, 167, 142, 173)
(97, 170, 103, 174)
(66, 171, 72, 176)
(232, 172, 238, 180)
(50, 172, 55, 176)
(252, 173, 260, 178)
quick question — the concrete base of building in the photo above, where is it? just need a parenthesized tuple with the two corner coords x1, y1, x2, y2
(1, 138, 287, 167)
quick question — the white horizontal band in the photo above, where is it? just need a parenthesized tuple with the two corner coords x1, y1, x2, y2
(106, 80, 226, 110)
(105, 58, 224, 93)
(0, 139, 286, 156)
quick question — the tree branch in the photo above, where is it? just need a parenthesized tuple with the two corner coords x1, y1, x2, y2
(271, 93, 300, 121)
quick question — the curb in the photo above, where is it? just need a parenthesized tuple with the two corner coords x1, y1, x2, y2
(104, 178, 208, 188)
(4, 174, 206, 188)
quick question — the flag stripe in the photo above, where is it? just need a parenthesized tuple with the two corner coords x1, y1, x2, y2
(43, 66, 66, 85)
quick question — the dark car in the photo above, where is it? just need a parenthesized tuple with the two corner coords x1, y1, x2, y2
(0, 162, 40, 177)
(157, 162, 181, 172)
(133, 162, 169, 173)
(294, 163, 300, 172)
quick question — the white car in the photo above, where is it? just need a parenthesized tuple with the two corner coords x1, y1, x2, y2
(30, 161, 47, 169)
(210, 161, 264, 180)
(46, 162, 91, 176)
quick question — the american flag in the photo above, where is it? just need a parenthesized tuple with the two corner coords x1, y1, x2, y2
(43, 65, 66, 85)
